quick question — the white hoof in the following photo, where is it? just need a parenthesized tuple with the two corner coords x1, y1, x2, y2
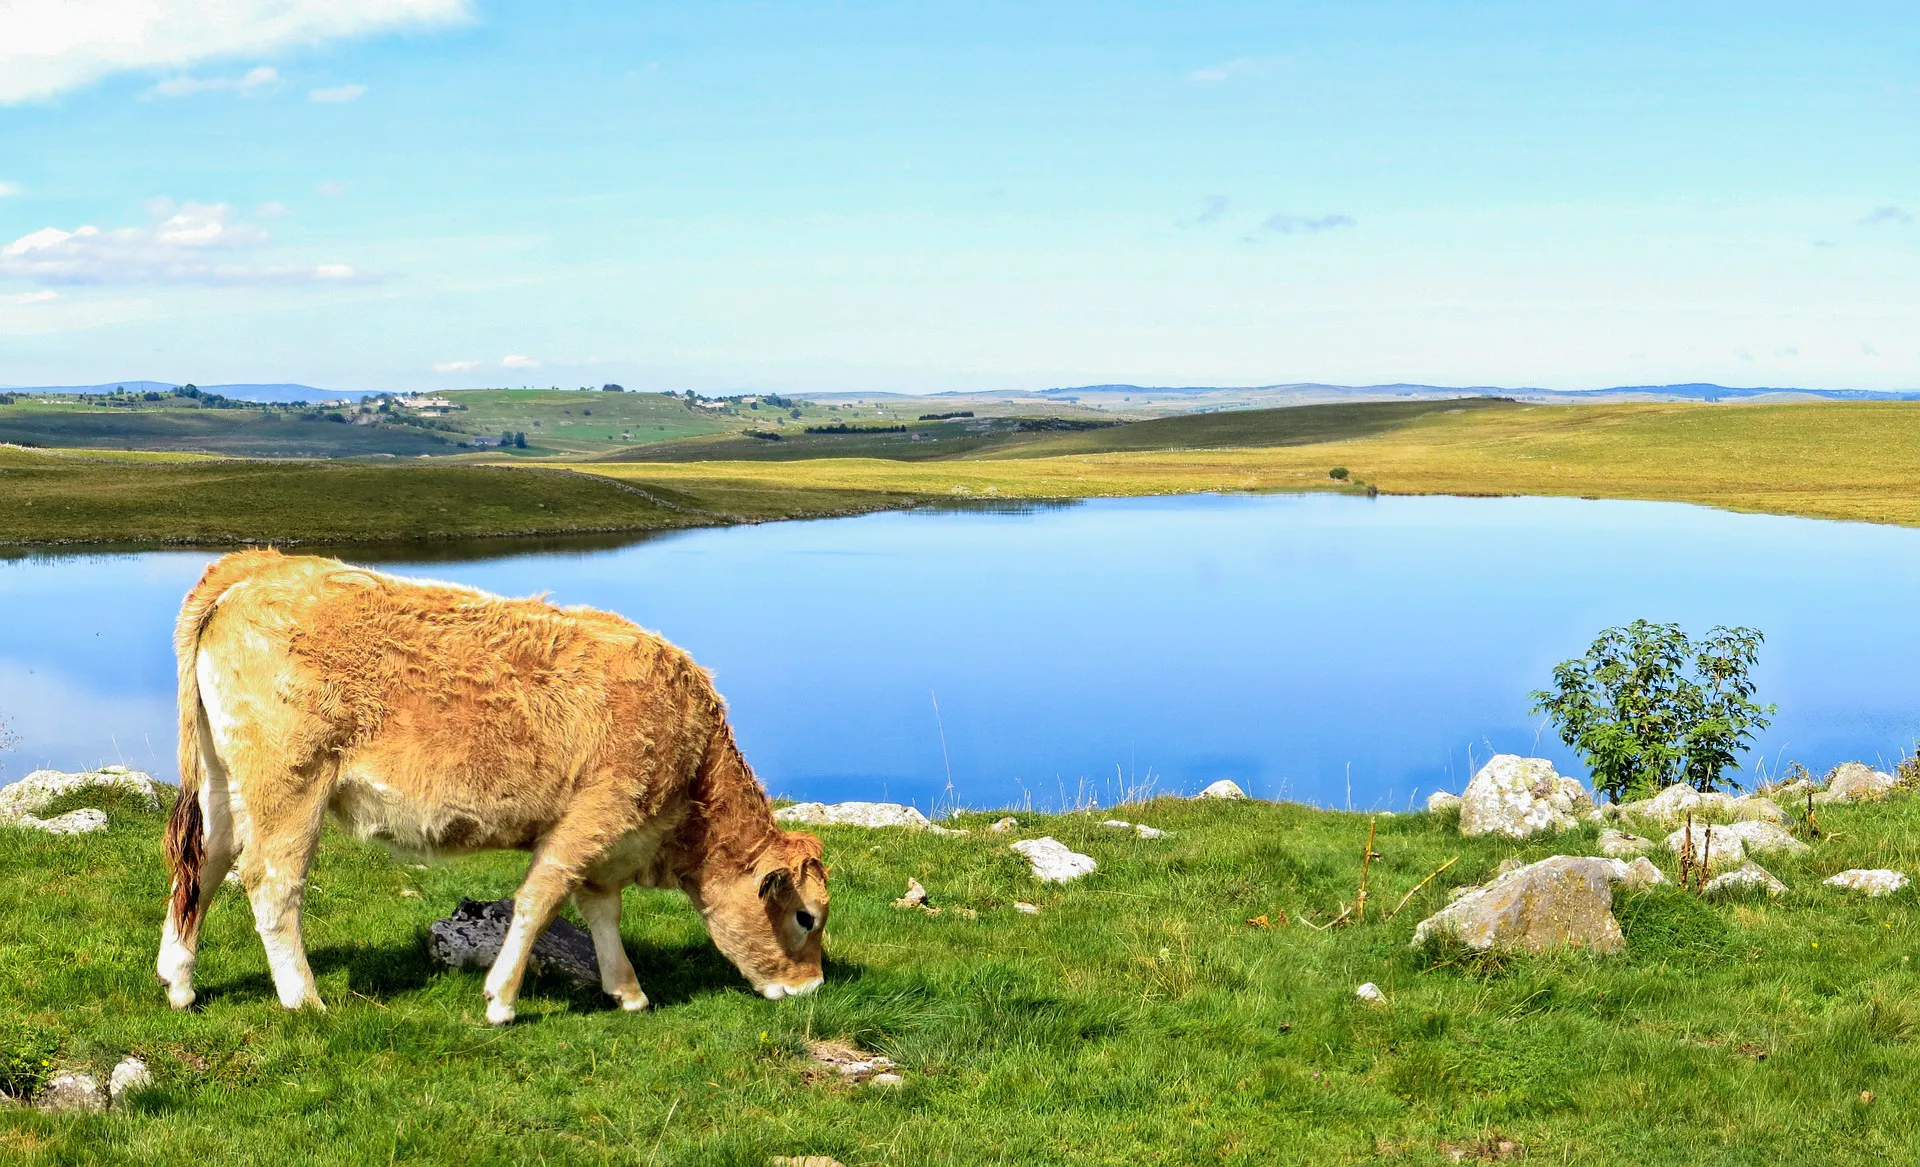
(618, 994, 650, 1013)
(485, 999, 516, 1026)
(167, 985, 196, 1010)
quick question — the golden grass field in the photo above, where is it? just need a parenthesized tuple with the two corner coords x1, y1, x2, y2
(579, 400, 1920, 528)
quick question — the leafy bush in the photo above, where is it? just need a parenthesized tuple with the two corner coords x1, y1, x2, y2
(1531, 620, 1774, 799)
(1329, 466, 1349, 480)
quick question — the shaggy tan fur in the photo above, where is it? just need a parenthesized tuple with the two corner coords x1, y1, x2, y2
(157, 549, 828, 1021)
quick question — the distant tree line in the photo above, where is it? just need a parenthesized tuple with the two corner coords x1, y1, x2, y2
(919, 410, 974, 420)
(804, 423, 907, 435)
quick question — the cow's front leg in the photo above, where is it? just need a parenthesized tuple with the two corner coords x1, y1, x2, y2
(482, 857, 575, 1024)
(574, 884, 648, 1012)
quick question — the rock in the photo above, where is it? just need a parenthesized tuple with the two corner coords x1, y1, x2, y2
(37, 1072, 106, 1114)
(869, 1073, 904, 1087)
(1355, 982, 1386, 1005)
(1426, 791, 1462, 814)
(1616, 783, 1785, 827)
(892, 878, 929, 910)
(1764, 779, 1817, 801)
(0, 766, 164, 834)
(1009, 837, 1097, 883)
(1013, 902, 1040, 914)
(806, 1040, 898, 1084)
(1665, 820, 1806, 872)
(1194, 779, 1248, 800)
(426, 898, 599, 989)
(1098, 819, 1167, 839)
(775, 801, 933, 830)
(1411, 856, 1626, 955)
(1458, 755, 1592, 839)
(1598, 829, 1653, 858)
(1824, 869, 1908, 896)
(987, 816, 1019, 833)
(1703, 860, 1788, 898)
(1618, 857, 1669, 889)
(108, 1057, 153, 1102)
(1825, 763, 1897, 803)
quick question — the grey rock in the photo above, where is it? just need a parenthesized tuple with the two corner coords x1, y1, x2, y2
(1426, 791, 1462, 814)
(1618, 784, 1786, 827)
(775, 801, 932, 830)
(1412, 855, 1626, 955)
(1665, 820, 1807, 872)
(108, 1057, 153, 1102)
(1617, 857, 1669, 889)
(427, 898, 599, 988)
(1704, 860, 1788, 898)
(1193, 779, 1247, 800)
(1099, 819, 1168, 839)
(1355, 982, 1386, 1005)
(37, 1072, 106, 1114)
(0, 766, 163, 834)
(987, 816, 1019, 833)
(1825, 763, 1897, 803)
(892, 878, 929, 910)
(1009, 837, 1097, 883)
(1598, 829, 1653, 858)
(1824, 869, 1908, 896)
(1458, 755, 1592, 839)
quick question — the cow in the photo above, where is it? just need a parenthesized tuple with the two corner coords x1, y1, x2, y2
(156, 549, 829, 1023)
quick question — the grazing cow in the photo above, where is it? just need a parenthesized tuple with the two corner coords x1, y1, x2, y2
(157, 549, 829, 1023)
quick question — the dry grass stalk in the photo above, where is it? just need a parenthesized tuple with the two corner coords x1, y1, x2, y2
(1385, 855, 1460, 922)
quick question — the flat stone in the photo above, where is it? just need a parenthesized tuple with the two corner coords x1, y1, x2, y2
(29, 808, 108, 836)
(1193, 779, 1247, 800)
(1426, 791, 1462, 814)
(1704, 860, 1788, 898)
(1598, 829, 1653, 858)
(37, 1072, 106, 1114)
(1824, 869, 1908, 896)
(1013, 902, 1040, 914)
(108, 1057, 153, 1102)
(807, 1040, 898, 1084)
(1412, 855, 1626, 955)
(1458, 755, 1593, 839)
(426, 898, 599, 989)
(1098, 819, 1167, 839)
(0, 766, 164, 834)
(1010, 837, 1097, 883)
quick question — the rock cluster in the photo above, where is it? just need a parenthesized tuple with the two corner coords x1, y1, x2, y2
(1613, 783, 1786, 826)
(0, 766, 164, 835)
(774, 801, 967, 834)
(1825, 869, 1909, 896)
(806, 1040, 902, 1086)
(19, 1057, 151, 1115)
(1664, 820, 1808, 872)
(426, 898, 600, 989)
(1457, 756, 1597, 839)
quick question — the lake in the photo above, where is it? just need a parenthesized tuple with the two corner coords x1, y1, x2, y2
(2, 493, 1917, 812)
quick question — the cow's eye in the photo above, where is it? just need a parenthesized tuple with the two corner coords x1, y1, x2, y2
(796, 910, 816, 932)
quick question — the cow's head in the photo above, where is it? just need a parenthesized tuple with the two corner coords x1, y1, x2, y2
(699, 830, 830, 1000)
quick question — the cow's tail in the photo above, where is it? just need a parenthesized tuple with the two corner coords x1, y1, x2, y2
(165, 551, 272, 940)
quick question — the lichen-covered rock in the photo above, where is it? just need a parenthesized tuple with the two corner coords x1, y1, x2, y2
(1704, 860, 1788, 898)
(1820, 763, 1897, 804)
(1617, 857, 1669, 890)
(1009, 837, 1097, 883)
(1193, 779, 1247, 800)
(1617, 784, 1785, 826)
(1426, 791, 1462, 814)
(37, 1073, 106, 1114)
(426, 898, 599, 988)
(1598, 829, 1653, 858)
(775, 801, 931, 829)
(108, 1057, 153, 1102)
(1664, 820, 1806, 872)
(1411, 855, 1625, 955)
(0, 766, 164, 834)
(1824, 869, 1908, 896)
(1458, 756, 1592, 838)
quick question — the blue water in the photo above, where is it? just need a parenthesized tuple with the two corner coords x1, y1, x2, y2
(2, 494, 1917, 811)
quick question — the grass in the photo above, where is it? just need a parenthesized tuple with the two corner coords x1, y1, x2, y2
(0, 446, 935, 547)
(0, 401, 460, 458)
(586, 398, 1920, 528)
(6, 787, 1920, 1163)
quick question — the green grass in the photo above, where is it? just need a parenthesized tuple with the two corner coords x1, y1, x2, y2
(441, 390, 742, 455)
(6, 789, 1920, 1163)
(0, 401, 459, 458)
(0, 446, 935, 547)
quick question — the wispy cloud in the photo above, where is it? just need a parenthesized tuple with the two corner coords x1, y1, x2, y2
(1192, 58, 1258, 84)
(501, 354, 540, 370)
(432, 359, 483, 373)
(254, 200, 288, 218)
(1263, 212, 1356, 234)
(1179, 194, 1230, 227)
(1, 291, 60, 305)
(1860, 205, 1913, 227)
(0, 181, 21, 197)
(0, 199, 368, 285)
(309, 83, 368, 103)
(317, 180, 349, 197)
(149, 64, 279, 98)
(1, 0, 471, 105)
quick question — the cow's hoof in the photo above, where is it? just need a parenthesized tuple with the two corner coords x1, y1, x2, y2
(617, 993, 650, 1013)
(167, 985, 196, 1010)
(486, 1000, 516, 1026)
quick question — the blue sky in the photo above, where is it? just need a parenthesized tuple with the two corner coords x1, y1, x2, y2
(2, 1, 1917, 394)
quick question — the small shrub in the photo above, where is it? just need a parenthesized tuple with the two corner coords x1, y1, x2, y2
(0, 1019, 59, 1100)
(1897, 752, 1920, 792)
(1329, 466, 1350, 480)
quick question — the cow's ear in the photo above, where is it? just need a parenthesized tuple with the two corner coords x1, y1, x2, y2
(800, 856, 829, 885)
(758, 867, 794, 901)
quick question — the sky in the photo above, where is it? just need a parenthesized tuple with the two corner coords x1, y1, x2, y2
(1, 1, 1917, 395)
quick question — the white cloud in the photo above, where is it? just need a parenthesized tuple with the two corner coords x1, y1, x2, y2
(309, 83, 368, 103)
(0, 181, 22, 197)
(1, 291, 59, 305)
(150, 64, 280, 98)
(255, 200, 288, 218)
(318, 180, 349, 197)
(0, 200, 367, 285)
(500, 354, 540, 369)
(432, 359, 484, 372)
(0, 0, 470, 105)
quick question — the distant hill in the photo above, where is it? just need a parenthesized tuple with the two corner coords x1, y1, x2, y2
(1, 381, 378, 404)
(976, 382, 1920, 406)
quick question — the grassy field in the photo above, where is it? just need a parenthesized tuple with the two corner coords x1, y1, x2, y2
(585, 399, 1920, 528)
(6, 784, 1920, 1163)
(0, 446, 934, 547)
(0, 399, 459, 458)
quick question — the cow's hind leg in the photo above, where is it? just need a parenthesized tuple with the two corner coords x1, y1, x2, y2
(157, 708, 243, 1009)
(574, 883, 648, 1012)
(238, 775, 330, 1011)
